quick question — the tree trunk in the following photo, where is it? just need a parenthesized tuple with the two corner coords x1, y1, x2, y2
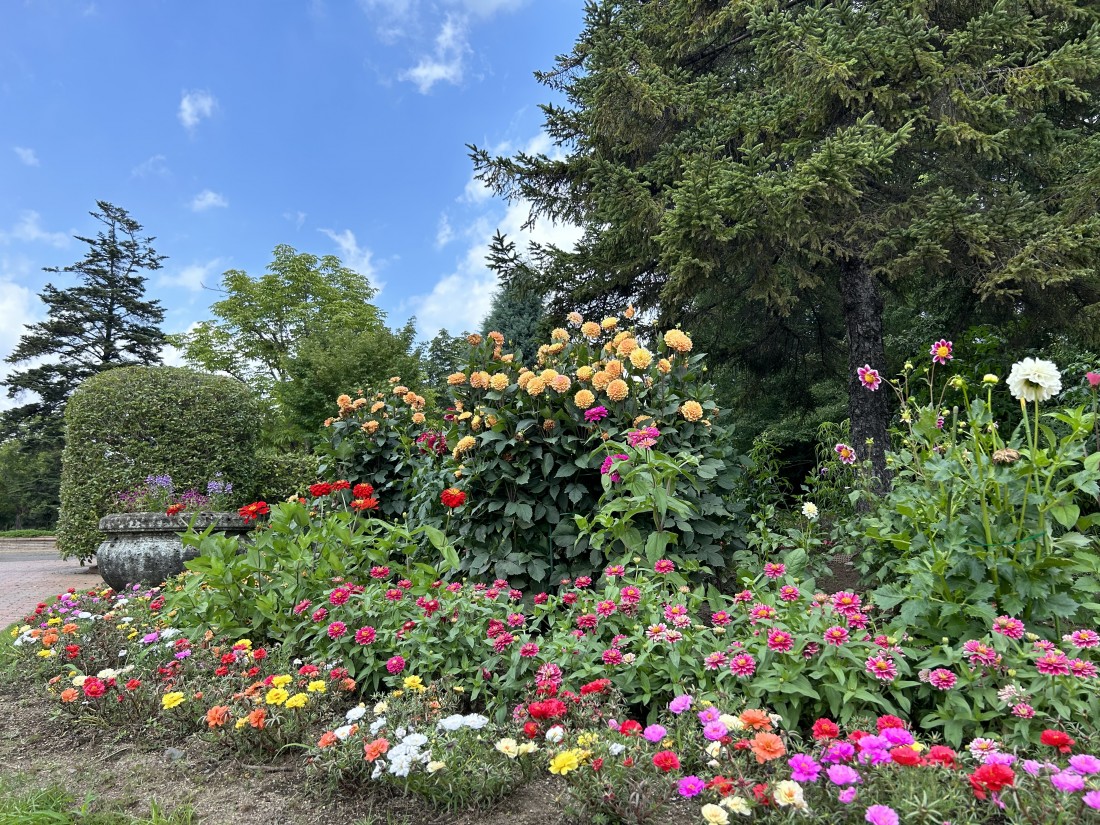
(839, 258, 892, 494)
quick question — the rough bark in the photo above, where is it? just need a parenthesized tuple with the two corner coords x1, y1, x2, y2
(839, 258, 892, 494)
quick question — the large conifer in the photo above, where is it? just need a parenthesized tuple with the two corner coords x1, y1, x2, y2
(2, 201, 167, 441)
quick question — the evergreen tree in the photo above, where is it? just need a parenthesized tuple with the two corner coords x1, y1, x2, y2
(422, 328, 468, 404)
(481, 232, 547, 362)
(471, 0, 1100, 483)
(2, 201, 167, 442)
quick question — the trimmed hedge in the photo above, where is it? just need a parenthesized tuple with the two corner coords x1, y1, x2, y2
(58, 366, 261, 563)
(253, 448, 319, 501)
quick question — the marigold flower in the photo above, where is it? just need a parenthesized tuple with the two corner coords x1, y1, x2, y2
(680, 400, 703, 421)
(606, 378, 629, 401)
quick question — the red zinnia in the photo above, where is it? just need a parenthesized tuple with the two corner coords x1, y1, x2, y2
(968, 763, 1015, 799)
(309, 482, 333, 498)
(441, 487, 467, 508)
(238, 501, 270, 522)
(351, 497, 379, 511)
(166, 503, 185, 516)
(352, 482, 374, 499)
(652, 750, 680, 772)
(1040, 729, 1076, 753)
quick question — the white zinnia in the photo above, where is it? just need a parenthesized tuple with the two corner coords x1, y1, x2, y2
(801, 501, 819, 521)
(1006, 358, 1062, 403)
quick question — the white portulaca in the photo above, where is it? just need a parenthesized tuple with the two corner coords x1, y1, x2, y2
(346, 705, 367, 722)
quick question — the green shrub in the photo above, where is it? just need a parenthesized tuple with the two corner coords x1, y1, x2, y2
(57, 366, 261, 563)
(0, 528, 54, 538)
(253, 448, 320, 501)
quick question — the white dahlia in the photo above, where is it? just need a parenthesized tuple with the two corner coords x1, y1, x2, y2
(1006, 358, 1062, 403)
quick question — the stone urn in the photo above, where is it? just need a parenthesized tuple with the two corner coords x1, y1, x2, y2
(96, 511, 251, 590)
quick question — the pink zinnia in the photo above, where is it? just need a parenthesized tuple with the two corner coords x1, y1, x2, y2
(779, 585, 800, 601)
(654, 559, 675, 574)
(928, 668, 957, 690)
(857, 365, 883, 391)
(1012, 703, 1035, 718)
(329, 588, 350, 606)
(767, 629, 794, 652)
(710, 610, 731, 626)
(354, 626, 376, 645)
(992, 616, 1025, 639)
(577, 614, 598, 630)
(1066, 629, 1100, 648)
(962, 639, 999, 666)
(311, 607, 328, 622)
(326, 621, 347, 639)
(596, 600, 617, 617)
(369, 565, 390, 579)
(930, 339, 953, 365)
(824, 626, 850, 646)
(865, 655, 898, 681)
(604, 564, 626, 578)
(831, 591, 862, 617)
(703, 651, 729, 670)
(386, 655, 406, 674)
(619, 586, 641, 605)
(293, 599, 312, 615)
(729, 653, 757, 677)
(519, 642, 540, 658)
(750, 603, 777, 621)
(1069, 658, 1097, 678)
(602, 648, 624, 666)
(763, 562, 786, 579)
(1036, 651, 1071, 676)
(493, 632, 516, 652)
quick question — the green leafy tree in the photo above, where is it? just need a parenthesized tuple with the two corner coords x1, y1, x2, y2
(278, 318, 426, 442)
(1, 201, 167, 443)
(422, 328, 468, 405)
(0, 439, 59, 529)
(471, 0, 1100, 483)
(481, 232, 547, 363)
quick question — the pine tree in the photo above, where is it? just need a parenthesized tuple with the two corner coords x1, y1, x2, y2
(471, 0, 1100, 483)
(481, 232, 547, 362)
(2, 201, 167, 441)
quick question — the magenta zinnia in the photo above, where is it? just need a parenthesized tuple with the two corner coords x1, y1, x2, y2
(857, 364, 883, 391)
(930, 339, 953, 365)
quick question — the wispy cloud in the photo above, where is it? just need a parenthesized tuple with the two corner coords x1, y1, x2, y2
(400, 15, 469, 93)
(12, 147, 39, 167)
(319, 227, 378, 285)
(178, 90, 217, 132)
(435, 213, 454, 248)
(0, 211, 69, 248)
(158, 258, 225, 292)
(131, 154, 170, 178)
(189, 190, 228, 212)
(283, 211, 307, 230)
(0, 272, 40, 410)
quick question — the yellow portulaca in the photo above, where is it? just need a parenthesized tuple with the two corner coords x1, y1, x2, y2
(271, 674, 292, 688)
(161, 692, 186, 710)
(265, 687, 289, 706)
(495, 738, 520, 758)
(403, 675, 426, 693)
(548, 750, 582, 775)
(307, 680, 327, 693)
(285, 693, 308, 709)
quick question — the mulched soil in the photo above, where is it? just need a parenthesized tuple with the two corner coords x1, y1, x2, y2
(0, 683, 567, 825)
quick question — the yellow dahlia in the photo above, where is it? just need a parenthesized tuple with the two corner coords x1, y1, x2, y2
(680, 400, 704, 422)
(576, 365, 594, 382)
(550, 375, 571, 393)
(581, 321, 601, 338)
(663, 329, 693, 353)
(393, 385, 409, 395)
(453, 436, 477, 459)
(470, 371, 490, 390)
(592, 370, 612, 390)
(658, 358, 672, 374)
(547, 342, 564, 355)
(551, 328, 569, 342)
(526, 377, 547, 397)
(487, 330, 505, 345)
(336, 394, 352, 408)
(566, 311, 583, 326)
(447, 372, 467, 386)
(607, 379, 629, 401)
(362, 420, 380, 434)
(601, 316, 618, 331)
(629, 348, 653, 369)
(540, 369, 559, 383)
(605, 359, 623, 378)
(574, 389, 595, 409)
(412, 412, 426, 424)
(623, 304, 636, 319)
(490, 373, 509, 391)
(543, 419, 556, 431)
(616, 337, 638, 356)
(402, 391, 417, 404)
(467, 333, 483, 345)
(517, 371, 533, 389)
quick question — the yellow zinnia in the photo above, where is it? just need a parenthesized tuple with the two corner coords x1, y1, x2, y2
(161, 692, 186, 710)
(265, 687, 289, 706)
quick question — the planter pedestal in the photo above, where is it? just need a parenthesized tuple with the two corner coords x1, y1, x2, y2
(96, 512, 250, 590)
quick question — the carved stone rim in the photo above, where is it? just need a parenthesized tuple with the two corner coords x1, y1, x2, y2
(98, 511, 250, 533)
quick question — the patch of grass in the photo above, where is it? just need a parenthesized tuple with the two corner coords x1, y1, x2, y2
(0, 776, 193, 824)
(0, 529, 55, 538)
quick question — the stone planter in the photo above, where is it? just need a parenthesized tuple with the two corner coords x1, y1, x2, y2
(96, 512, 250, 590)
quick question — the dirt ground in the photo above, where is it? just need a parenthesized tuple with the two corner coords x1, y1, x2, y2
(0, 683, 567, 825)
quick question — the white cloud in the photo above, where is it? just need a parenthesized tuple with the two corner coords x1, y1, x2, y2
(319, 227, 378, 284)
(158, 258, 224, 292)
(178, 90, 217, 132)
(0, 276, 40, 411)
(0, 211, 69, 248)
(435, 213, 454, 247)
(131, 154, 169, 178)
(400, 15, 469, 93)
(189, 190, 228, 212)
(283, 210, 307, 230)
(13, 147, 39, 167)
(411, 129, 581, 339)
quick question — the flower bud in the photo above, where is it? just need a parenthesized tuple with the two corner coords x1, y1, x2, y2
(983, 374, 999, 384)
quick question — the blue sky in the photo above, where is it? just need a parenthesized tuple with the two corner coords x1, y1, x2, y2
(0, 0, 587, 406)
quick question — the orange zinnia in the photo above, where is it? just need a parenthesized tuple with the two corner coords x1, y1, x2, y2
(247, 708, 267, 730)
(750, 732, 786, 764)
(206, 705, 231, 728)
(739, 709, 773, 731)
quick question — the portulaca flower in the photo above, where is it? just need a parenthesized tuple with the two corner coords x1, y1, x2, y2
(437, 714, 466, 732)
(369, 716, 386, 735)
(545, 725, 564, 744)
(462, 713, 489, 729)
(346, 704, 367, 722)
(1007, 358, 1062, 403)
(333, 724, 355, 741)
(609, 743, 626, 756)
